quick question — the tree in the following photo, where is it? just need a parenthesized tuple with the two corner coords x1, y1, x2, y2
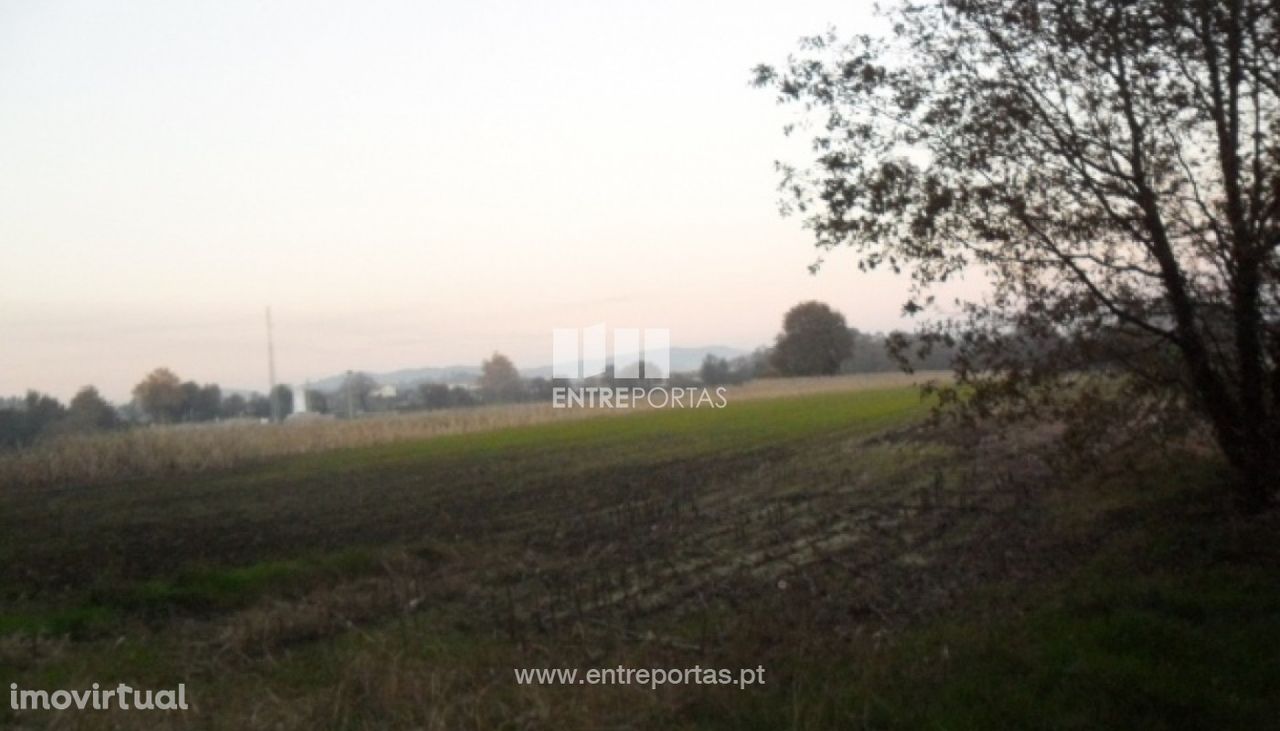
(192, 384, 222, 422)
(771, 302, 855, 376)
(526, 377, 554, 400)
(755, 1, 1280, 511)
(479, 352, 523, 402)
(246, 393, 272, 420)
(65, 386, 119, 432)
(742, 346, 779, 379)
(23, 391, 67, 437)
(450, 385, 477, 407)
(0, 409, 24, 449)
(419, 383, 452, 410)
(701, 354, 759, 385)
(305, 389, 329, 414)
(133, 368, 185, 423)
(271, 384, 294, 420)
(171, 381, 221, 422)
(701, 354, 736, 386)
(0, 391, 67, 447)
(220, 393, 248, 419)
(178, 382, 201, 421)
(339, 372, 377, 416)
(840, 329, 958, 373)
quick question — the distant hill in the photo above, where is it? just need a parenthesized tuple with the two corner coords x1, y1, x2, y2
(307, 346, 749, 391)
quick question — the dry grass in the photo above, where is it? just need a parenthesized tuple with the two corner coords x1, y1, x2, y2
(0, 372, 947, 492)
(0, 403, 606, 491)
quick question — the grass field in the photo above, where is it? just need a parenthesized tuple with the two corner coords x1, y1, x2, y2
(0, 373, 946, 492)
(1, 378, 1276, 729)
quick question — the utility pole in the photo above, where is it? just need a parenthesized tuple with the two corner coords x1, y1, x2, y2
(266, 306, 280, 424)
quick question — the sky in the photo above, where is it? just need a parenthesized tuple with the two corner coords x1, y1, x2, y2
(0, 0, 968, 401)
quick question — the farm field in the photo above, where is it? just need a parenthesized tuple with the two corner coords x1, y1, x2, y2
(0, 372, 945, 492)
(2, 380, 1277, 729)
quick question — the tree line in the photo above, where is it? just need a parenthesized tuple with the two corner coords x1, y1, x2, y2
(0, 300, 946, 449)
(700, 301, 957, 385)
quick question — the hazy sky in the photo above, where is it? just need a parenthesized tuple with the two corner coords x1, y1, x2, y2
(1, 0, 964, 401)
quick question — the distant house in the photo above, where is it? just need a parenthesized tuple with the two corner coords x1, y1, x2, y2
(372, 384, 397, 399)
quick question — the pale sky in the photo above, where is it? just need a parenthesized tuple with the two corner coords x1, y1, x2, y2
(0, 0, 963, 401)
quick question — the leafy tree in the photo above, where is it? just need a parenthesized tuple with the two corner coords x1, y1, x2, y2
(64, 386, 119, 432)
(450, 385, 477, 407)
(419, 383, 453, 410)
(0, 391, 67, 447)
(24, 391, 67, 435)
(479, 352, 523, 402)
(220, 393, 248, 419)
(339, 372, 377, 416)
(246, 393, 272, 420)
(771, 302, 855, 376)
(755, 0, 1280, 511)
(840, 329, 958, 373)
(192, 384, 222, 422)
(172, 382, 221, 422)
(179, 382, 201, 421)
(417, 382, 484, 409)
(133, 368, 185, 423)
(701, 355, 738, 386)
(526, 377, 553, 400)
(740, 346, 778, 379)
(270, 384, 294, 420)
(0, 409, 25, 449)
(305, 389, 329, 414)
(0, 409, 21, 448)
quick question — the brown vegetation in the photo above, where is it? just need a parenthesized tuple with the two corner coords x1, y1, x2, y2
(0, 373, 944, 492)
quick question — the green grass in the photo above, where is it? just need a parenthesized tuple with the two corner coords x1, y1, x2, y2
(2, 385, 1277, 730)
(0, 548, 378, 639)
(0, 387, 932, 605)
(829, 567, 1280, 730)
(266, 386, 930, 474)
(0, 605, 118, 638)
(109, 547, 379, 613)
(689, 457, 1280, 731)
